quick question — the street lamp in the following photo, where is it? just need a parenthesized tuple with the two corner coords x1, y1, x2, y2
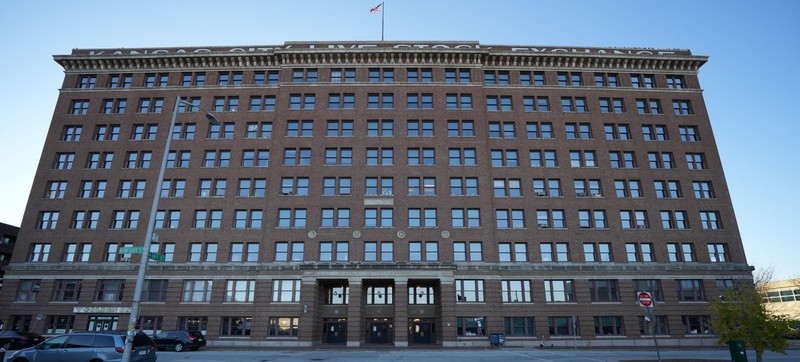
(122, 96, 219, 362)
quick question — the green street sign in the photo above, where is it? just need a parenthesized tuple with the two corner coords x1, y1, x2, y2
(148, 252, 166, 261)
(120, 246, 145, 254)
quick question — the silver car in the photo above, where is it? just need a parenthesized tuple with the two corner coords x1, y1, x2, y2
(5, 331, 157, 362)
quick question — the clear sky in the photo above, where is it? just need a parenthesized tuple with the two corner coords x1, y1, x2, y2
(1, 0, 798, 279)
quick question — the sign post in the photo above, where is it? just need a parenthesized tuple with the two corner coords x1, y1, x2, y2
(638, 291, 661, 362)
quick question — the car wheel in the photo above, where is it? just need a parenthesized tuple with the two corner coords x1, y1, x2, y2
(174, 342, 184, 352)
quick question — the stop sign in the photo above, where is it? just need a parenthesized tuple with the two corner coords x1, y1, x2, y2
(637, 291, 653, 307)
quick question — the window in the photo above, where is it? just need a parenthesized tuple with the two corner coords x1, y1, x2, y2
(320, 208, 351, 228)
(277, 208, 307, 228)
(642, 124, 668, 141)
(407, 67, 432, 82)
(109, 210, 140, 229)
(633, 279, 664, 301)
(666, 75, 685, 89)
(448, 148, 477, 166)
(495, 209, 525, 229)
(319, 241, 349, 261)
(677, 279, 706, 301)
(654, 180, 682, 199)
(180, 72, 206, 87)
(578, 210, 608, 229)
(561, 97, 587, 112)
(408, 177, 436, 196)
(202, 150, 231, 168)
(326, 119, 354, 137)
(598, 97, 625, 114)
(324, 148, 353, 166)
(682, 315, 713, 334)
(451, 208, 481, 228)
(364, 147, 393, 166)
(686, 153, 708, 170)
(407, 119, 434, 137)
(70, 210, 100, 230)
(137, 97, 164, 113)
(501, 280, 532, 303)
(237, 178, 267, 198)
(16, 280, 40, 302)
(249, 95, 277, 111)
(565, 122, 592, 139)
(274, 242, 304, 262)
(445, 68, 471, 83)
(700, 211, 722, 229)
(573, 179, 602, 198)
(498, 243, 528, 262)
(130, 123, 158, 141)
(218, 71, 243, 86)
(589, 280, 619, 302)
(679, 126, 700, 142)
(583, 242, 612, 262)
(364, 208, 393, 227)
(367, 92, 394, 109)
(536, 209, 565, 229)
(488, 122, 516, 138)
(594, 316, 625, 336)
(483, 70, 509, 85)
(528, 149, 558, 168)
(407, 147, 436, 166)
(283, 148, 312, 166)
(322, 177, 351, 196)
(540, 242, 570, 262)
(636, 98, 662, 114)
(667, 243, 696, 262)
(522, 96, 550, 112)
(604, 124, 631, 141)
(117, 179, 146, 199)
(557, 71, 582, 86)
(673, 100, 693, 115)
(490, 149, 519, 167)
(367, 119, 394, 137)
(86, 152, 114, 169)
(631, 74, 655, 88)
(154, 210, 180, 229)
(450, 177, 478, 196)
(445, 93, 473, 109)
(407, 93, 433, 109)
(330, 67, 356, 82)
(45, 181, 68, 199)
(94, 124, 120, 141)
(230, 243, 260, 263)
(708, 243, 728, 262)
(647, 152, 675, 169)
(447, 120, 475, 137)
(78, 180, 106, 199)
(365, 177, 393, 196)
(544, 280, 574, 302)
(620, 210, 648, 229)
(549, 316, 579, 336)
(455, 280, 484, 302)
(28, 243, 51, 262)
(171, 122, 196, 140)
(233, 209, 263, 229)
(240, 149, 270, 168)
(569, 150, 597, 167)
(53, 153, 75, 170)
(614, 179, 642, 198)
(78, 75, 96, 89)
(100, 98, 127, 114)
(182, 280, 213, 302)
(52, 280, 82, 302)
(70, 100, 90, 115)
(95, 280, 125, 302)
(486, 95, 512, 111)
(224, 280, 255, 303)
(291, 68, 317, 83)
(142, 280, 168, 302)
(609, 151, 637, 168)
(494, 178, 522, 197)
(530, 178, 559, 197)
(520, 70, 545, 86)
(35, 211, 59, 230)
(197, 179, 226, 198)
(365, 283, 393, 304)
(626, 243, 654, 263)
(368, 67, 394, 83)
(594, 73, 619, 87)
(285, 120, 313, 137)
(192, 210, 223, 229)
(269, 317, 300, 337)
(693, 181, 715, 199)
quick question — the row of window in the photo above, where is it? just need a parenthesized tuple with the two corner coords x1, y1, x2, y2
(27, 240, 731, 264)
(51, 148, 711, 170)
(61, 121, 701, 142)
(69, 95, 695, 115)
(76, 70, 686, 89)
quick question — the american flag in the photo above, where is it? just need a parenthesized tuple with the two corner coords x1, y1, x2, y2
(370, 3, 382, 13)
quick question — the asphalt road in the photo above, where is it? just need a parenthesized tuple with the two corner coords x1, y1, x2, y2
(154, 347, 800, 362)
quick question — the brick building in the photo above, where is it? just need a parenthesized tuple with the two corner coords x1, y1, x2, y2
(1, 41, 752, 347)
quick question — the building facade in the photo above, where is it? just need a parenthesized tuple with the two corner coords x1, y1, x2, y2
(2, 41, 752, 347)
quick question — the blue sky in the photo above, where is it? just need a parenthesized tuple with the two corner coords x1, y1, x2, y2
(1, 0, 798, 279)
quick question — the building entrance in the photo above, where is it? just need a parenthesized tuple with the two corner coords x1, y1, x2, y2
(324, 318, 347, 344)
(409, 318, 435, 344)
(87, 316, 118, 332)
(366, 319, 392, 344)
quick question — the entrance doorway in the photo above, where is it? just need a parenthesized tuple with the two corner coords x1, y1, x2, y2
(324, 318, 347, 344)
(366, 319, 393, 344)
(409, 318, 435, 344)
(87, 316, 119, 332)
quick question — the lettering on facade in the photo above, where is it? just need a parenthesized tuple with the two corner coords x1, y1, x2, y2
(73, 306, 132, 314)
(364, 198, 394, 206)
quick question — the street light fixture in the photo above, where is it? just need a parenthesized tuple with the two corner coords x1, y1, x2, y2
(121, 96, 219, 362)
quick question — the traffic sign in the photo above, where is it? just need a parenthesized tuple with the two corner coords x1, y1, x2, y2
(637, 291, 653, 307)
(148, 252, 166, 261)
(120, 246, 145, 254)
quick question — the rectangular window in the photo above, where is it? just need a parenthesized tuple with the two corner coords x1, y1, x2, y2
(70, 100, 90, 115)
(269, 317, 300, 336)
(682, 315, 713, 335)
(544, 280, 574, 302)
(501, 280, 532, 303)
(686, 153, 708, 170)
(673, 100, 693, 115)
(680, 126, 700, 142)
(365, 177, 393, 196)
(364, 208, 393, 227)
(448, 148, 477, 166)
(642, 124, 669, 141)
(589, 280, 619, 302)
(619, 210, 649, 229)
(594, 316, 625, 336)
(631, 74, 655, 88)
(708, 243, 728, 262)
(540, 242, 570, 262)
(677, 279, 706, 301)
(367, 119, 394, 137)
(322, 177, 351, 196)
(407, 93, 433, 109)
(614, 179, 642, 198)
(636, 98, 662, 114)
(486, 95, 513, 111)
(450, 209, 481, 228)
(693, 181, 715, 199)
(633, 279, 664, 301)
(549, 316, 579, 336)
(495, 209, 525, 229)
(574, 179, 602, 198)
(282, 148, 312, 166)
(626, 243, 654, 263)
(225, 280, 255, 303)
(330, 68, 356, 83)
(95, 280, 125, 302)
(526, 122, 554, 139)
(449, 177, 478, 196)
(291, 68, 318, 83)
(700, 211, 722, 229)
(408, 176, 436, 196)
(557, 71, 582, 86)
(368, 68, 394, 82)
(445, 93, 473, 109)
(445, 68, 471, 83)
(536, 209, 565, 229)
(326, 119, 354, 137)
(569, 150, 597, 167)
(522, 96, 550, 112)
(455, 280, 484, 302)
(182, 280, 213, 302)
(52, 280, 82, 302)
(448, 120, 475, 137)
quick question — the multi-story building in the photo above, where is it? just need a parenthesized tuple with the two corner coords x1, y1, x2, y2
(1, 41, 752, 347)
(0, 222, 19, 292)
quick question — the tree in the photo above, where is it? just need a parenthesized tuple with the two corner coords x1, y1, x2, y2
(711, 268, 793, 362)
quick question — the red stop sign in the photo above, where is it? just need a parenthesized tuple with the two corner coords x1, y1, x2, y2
(638, 291, 653, 307)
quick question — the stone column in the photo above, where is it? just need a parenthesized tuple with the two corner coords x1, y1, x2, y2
(346, 277, 363, 347)
(393, 277, 408, 347)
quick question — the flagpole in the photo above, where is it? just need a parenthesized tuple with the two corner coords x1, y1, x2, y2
(381, 2, 385, 41)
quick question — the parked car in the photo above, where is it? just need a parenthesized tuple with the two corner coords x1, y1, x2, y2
(0, 331, 46, 350)
(153, 330, 206, 352)
(5, 331, 157, 362)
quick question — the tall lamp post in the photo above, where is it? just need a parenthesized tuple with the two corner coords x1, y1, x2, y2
(122, 96, 219, 362)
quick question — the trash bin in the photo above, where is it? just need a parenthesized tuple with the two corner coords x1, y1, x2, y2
(728, 340, 747, 362)
(490, 332, 505, 347)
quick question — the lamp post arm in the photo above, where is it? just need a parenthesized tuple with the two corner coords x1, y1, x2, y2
(121, 96, 181, 362)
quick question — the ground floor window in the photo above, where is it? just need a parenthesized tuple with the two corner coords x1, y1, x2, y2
(87, 315, 118, 331)
(269, 317, 299, 336)
(178, 316, 208, 334)
(136, 316, 163, 337)
(504, 317, 535, 336)
(593, 316, 625, 335)
(682, 315, 712, 335)
(46, 315, 74, 334)
(638, 315, 669, 335)
(456, 317, 486, 336)
(221, 316, 252, 336)
(548, 316, 579, 336)
(9, 315, 32, 332)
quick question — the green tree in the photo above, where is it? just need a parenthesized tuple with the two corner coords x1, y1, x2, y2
(711, 269, 792, 362)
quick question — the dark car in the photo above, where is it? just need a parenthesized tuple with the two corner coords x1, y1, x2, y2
(152, 330, 205, 352)
(0, 331, 46, 350)
(5, 331, 157, 362)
